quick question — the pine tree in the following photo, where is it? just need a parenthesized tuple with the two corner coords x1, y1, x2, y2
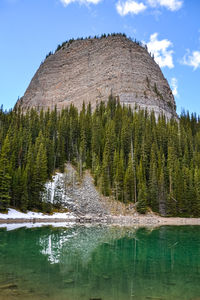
(20, 168, 28, 212)
(92, 153, 101, 186)
(121, 117, 132, 164)
(148, 157, 159, 212)
(57, 135, 65, 172)
(166, 145, 177, 215)
(1, 96, 200, 216)
(194, 167, 200, 216)
(158, 154, 167, 216)
(79, 125, 87, 177)
(114, 151, 124, 201)
(32, 142, 48, 209)
(137, 159, 147, 213)
(101, 120, 116, 187)
(124, 153, 135, 202)
(101, 151, 110, 196)
(137, 183, 147, 214)
(0, 136, 11, 211)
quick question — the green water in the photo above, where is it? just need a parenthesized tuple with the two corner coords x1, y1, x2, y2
(0, 225, 200, 300)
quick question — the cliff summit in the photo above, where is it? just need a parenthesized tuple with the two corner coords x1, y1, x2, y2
(17, 34, 176, 118)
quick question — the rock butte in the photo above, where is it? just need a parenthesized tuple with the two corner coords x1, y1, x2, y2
(17, 34, 177, 118)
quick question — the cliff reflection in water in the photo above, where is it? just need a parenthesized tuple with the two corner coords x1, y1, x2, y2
(0, 225, 200, 300)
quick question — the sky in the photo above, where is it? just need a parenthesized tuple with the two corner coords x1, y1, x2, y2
(0, 0, 200, 115)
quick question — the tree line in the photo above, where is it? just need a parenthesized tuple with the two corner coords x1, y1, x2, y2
(45, 33, 148, 61)
(0, 97, 200, 216)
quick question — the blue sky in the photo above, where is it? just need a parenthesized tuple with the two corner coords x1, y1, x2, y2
(0, 0, 199, 114)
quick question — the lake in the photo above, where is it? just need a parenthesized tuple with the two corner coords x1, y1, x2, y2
(0, 225, 199, 300)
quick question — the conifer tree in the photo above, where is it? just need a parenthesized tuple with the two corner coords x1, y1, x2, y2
(102, 120, 116, 186)
(124, 153, 135, 202)
(101, 151, 110, 196)
(158, 154, 167, 216)
(20, 168, 28, 212)
(32, 142, 48, 209)
(137, 159, 147, 213)
(194, 167, 200, 216)
(114, 151, 124, 201)
(137, 182, 147, 214)
(0, 136, 11, 211)
(0, 97, 200, 216)
(148, 147, 159, 212)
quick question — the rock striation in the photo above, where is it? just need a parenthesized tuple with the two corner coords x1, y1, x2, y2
(17, 34, 177, 118)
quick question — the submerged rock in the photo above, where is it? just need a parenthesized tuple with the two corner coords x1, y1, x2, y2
(0, 283, 18, 290)
(64, 279, 74, 284)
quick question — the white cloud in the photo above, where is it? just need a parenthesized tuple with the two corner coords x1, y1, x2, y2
(60, 0, 101, 6)
(182, 50, 200, 70)
(171, 77, 178, 97)
(116, 1, 147, 16)
(145, 33, 174, 68)
(147, 0, 183, 11)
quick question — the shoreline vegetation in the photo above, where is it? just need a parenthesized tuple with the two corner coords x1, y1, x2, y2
(1, 97, 200, 218)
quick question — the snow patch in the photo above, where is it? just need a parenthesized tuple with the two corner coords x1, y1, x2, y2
(44, 172, 71, 206)
(0, 208, 76, 220)
(0, 222, 76, 231)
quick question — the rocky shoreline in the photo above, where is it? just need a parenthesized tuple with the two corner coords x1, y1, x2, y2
(1, 164, 200, 227)
(1, 215, 200, 226)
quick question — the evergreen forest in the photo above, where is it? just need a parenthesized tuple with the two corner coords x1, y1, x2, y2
(0, 97, 200, 217)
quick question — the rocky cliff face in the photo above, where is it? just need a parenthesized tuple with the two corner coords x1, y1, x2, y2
(17, 34, 176, 118)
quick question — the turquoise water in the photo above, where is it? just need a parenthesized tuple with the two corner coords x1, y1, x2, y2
(0, 225, 200, 300)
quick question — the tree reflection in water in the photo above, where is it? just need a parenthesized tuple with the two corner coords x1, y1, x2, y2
(0, 225, 199, 300)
